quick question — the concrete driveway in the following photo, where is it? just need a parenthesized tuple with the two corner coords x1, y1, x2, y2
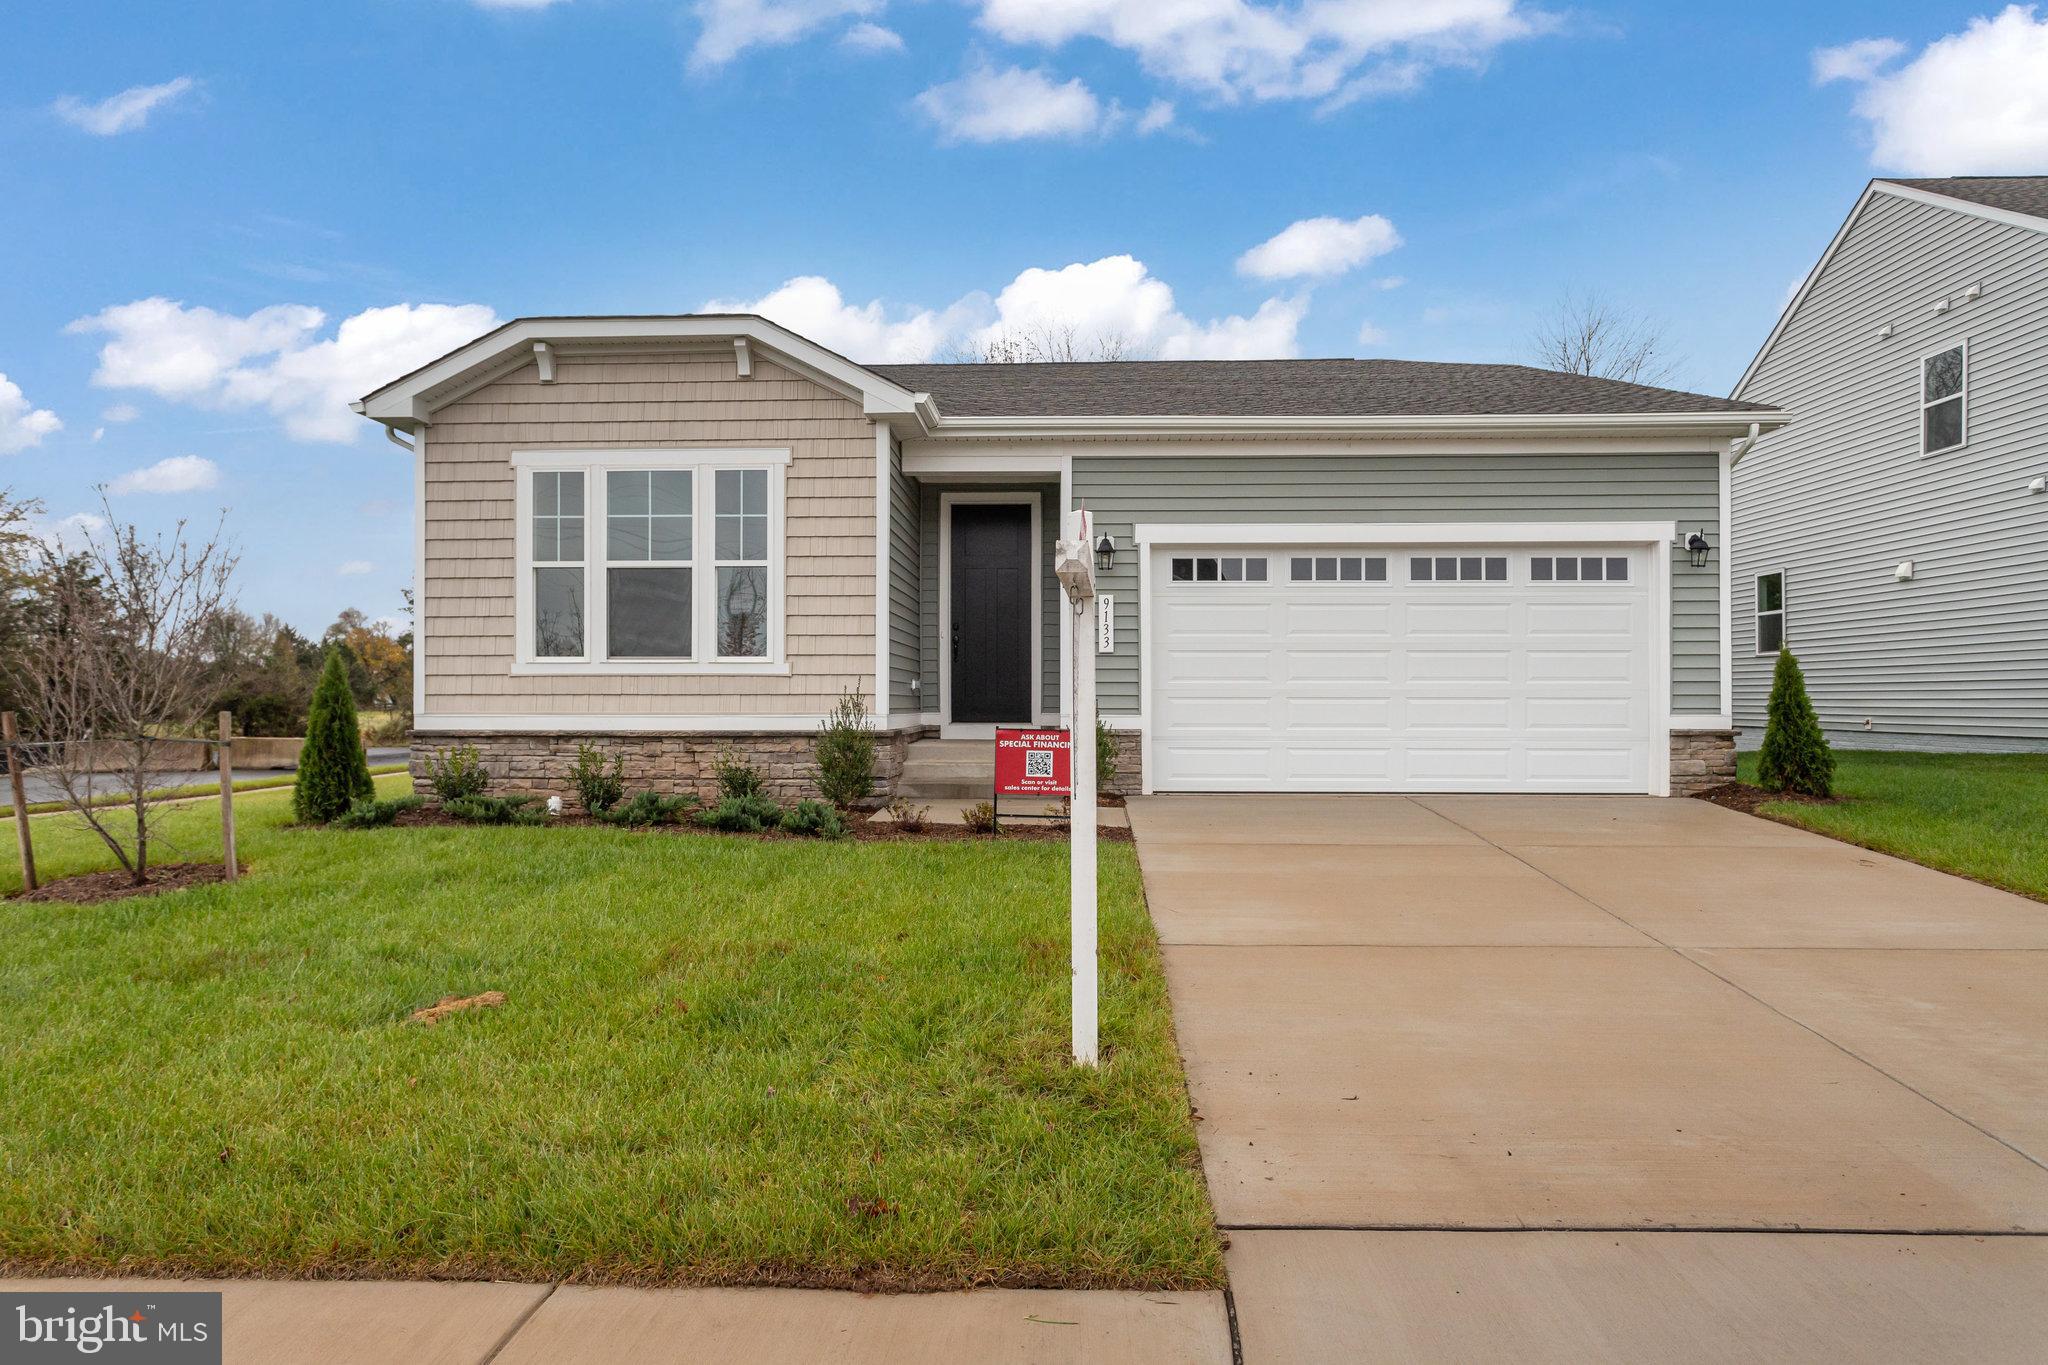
(1130, 794, 2048, 1363)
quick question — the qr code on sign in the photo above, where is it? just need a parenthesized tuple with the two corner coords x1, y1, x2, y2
(1024, 750, 1054, 779)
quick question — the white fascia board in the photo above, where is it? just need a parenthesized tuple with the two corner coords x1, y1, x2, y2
(929, 411, 1788, 441)
(1134, 521, 1678, 547)
(1733, 180, 2048, 400)
(357, 315, 927, 433)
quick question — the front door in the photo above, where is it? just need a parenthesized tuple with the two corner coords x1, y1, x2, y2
(950, 502, 1034, 725)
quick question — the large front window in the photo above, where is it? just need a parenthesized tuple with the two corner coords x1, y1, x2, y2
(516, 451, 784, 671)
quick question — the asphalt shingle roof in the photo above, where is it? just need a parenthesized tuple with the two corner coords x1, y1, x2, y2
(1882, 176, 2048, 220)
(869, 358, 1776, 419)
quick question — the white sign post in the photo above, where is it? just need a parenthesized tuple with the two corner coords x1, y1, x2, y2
(1053, 507, 1100, 1067)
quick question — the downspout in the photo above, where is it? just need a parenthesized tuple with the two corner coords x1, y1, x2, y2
(1728, 421, 1761, 467)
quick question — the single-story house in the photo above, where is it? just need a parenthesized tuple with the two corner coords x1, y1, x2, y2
(1731, 175, 2048, 751)
(355, 316, 1786, 800)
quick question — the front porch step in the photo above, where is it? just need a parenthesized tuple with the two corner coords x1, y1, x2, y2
(894, 738, 996, 803)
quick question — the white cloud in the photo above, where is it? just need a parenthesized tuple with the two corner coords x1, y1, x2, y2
(0, 373, 62, 454)
(338, 560, 375, 576)
(1135, 99, 1176, 134)
(972, 0, 1542, 106)
(1356, 320, 1389, 346)
(101, 402, 140, 423)
(1237, 213, 1402, 281)
(705, 276, 982, 362)
(916, 64, 1110, 143)
(1372, 275, 1406, 290)
(840, 20, 904, 52)
(710, 254, 1307, 362)
(690, 0, 881, 67)
(1819, 6, 2048, 173)
(1812, 37, 1907, 84)
(29, 511, 108, 552)
(975, 255, 1305, 359)
(69, 298, 498, 443)
(92, 428, 105, 443)
(54, 77, 196, 135)
(108, 455, 221, 496)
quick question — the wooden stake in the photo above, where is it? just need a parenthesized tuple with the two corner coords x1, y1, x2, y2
(4, 712, 35, 892)
(218, 711, 237, 882)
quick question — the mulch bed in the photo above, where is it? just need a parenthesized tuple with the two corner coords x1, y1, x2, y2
(1691, 781, 1842, 815)
(10, 862, 242, 905)
(386, 806, 1134, 844)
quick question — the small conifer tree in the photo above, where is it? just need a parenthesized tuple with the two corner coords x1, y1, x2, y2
(1755, 649, 1835, 798)
(296, 648, 375, 822)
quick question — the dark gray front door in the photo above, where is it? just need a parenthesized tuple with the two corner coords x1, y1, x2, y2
(950, 503, 1033, 724)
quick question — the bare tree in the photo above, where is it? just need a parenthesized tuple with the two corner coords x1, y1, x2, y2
(13, 501, 239, 884)
(942, 322, 1152, 364)
(1529, 290, 1680, 387)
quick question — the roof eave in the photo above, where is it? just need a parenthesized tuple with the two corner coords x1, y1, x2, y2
(925, 411, 1789, 440)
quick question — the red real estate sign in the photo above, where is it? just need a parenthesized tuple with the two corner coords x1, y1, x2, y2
(994, 728, 1072, 797)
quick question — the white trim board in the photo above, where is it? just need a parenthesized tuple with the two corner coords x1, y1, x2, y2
(936, 491, 1044, 740)
(417, 713, 839, 734)
(1135, 522, 1679, 547)
(873, 424, 892, 728)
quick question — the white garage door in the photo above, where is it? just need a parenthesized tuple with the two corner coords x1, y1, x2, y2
(1151, 546, 1656, 793)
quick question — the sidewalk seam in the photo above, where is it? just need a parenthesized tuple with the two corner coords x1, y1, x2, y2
(478, 1280, 559, 1365)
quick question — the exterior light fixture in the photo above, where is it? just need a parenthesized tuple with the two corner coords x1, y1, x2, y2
(1685, 530, 1711, 568)
(1094, 533, 1117, 573)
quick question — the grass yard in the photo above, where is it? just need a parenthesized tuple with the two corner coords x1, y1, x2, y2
(0, 777, 1221, 1289)
(1738, 749, 2048, 902)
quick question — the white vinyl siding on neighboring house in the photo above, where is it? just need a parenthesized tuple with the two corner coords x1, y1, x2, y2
(1732, 187, 2048, 748)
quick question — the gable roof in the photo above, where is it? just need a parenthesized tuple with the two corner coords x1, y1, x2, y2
(1733, 177, 2048, 398)
(871, 358, 1771, 419)
(358, 313, 1784, 441)
(1879, 176, 2048, 221)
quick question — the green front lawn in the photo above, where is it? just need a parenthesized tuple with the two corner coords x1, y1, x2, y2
(0, 778, 1221, 1289)
(1738, 749, 2048, 902)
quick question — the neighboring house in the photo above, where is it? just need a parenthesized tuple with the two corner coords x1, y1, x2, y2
(1732, 176, 2048, 752)
(355, 316, 1783, 800)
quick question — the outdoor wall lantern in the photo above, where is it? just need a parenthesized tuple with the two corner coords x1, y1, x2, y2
(1094, 533, 1118, 573)
(1685, 530, 1712, 568)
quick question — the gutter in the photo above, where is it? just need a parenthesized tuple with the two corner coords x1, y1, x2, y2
(930, 410, 1794, 441)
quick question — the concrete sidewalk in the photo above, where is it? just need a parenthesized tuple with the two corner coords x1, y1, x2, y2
(0, 1278, 1230, 1365)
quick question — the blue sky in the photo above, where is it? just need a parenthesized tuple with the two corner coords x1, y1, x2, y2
(4, 1, 2045, 632)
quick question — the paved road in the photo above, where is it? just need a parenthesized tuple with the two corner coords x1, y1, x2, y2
(15, 748, 408, 805)
(1129, 794, 2048, 1363)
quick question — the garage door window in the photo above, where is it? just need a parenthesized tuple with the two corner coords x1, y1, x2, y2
(1171, 556, 1268, 583)
(1289, 555, 1386, 583)
(1531, 555, 1629, 583)
(1410, 555, 1507, 583)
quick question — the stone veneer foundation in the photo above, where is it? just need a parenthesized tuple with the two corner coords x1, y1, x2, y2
(1668, 728, 1738, 796)
(409, 728, 922, 808)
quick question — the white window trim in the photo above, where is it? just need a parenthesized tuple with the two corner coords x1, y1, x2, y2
(1755, 569, 1786, 656)
(1918, 338, 1968, 457)
(511, 448, 790, 676)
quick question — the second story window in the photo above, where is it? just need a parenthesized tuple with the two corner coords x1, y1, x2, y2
(1921, 343, 1966, 454)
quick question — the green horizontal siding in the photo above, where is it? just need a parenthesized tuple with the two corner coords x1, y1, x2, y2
(1071, 451, 1722, 716)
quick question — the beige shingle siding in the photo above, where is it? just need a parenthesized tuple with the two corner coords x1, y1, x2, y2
(421, 351, 877, 718)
